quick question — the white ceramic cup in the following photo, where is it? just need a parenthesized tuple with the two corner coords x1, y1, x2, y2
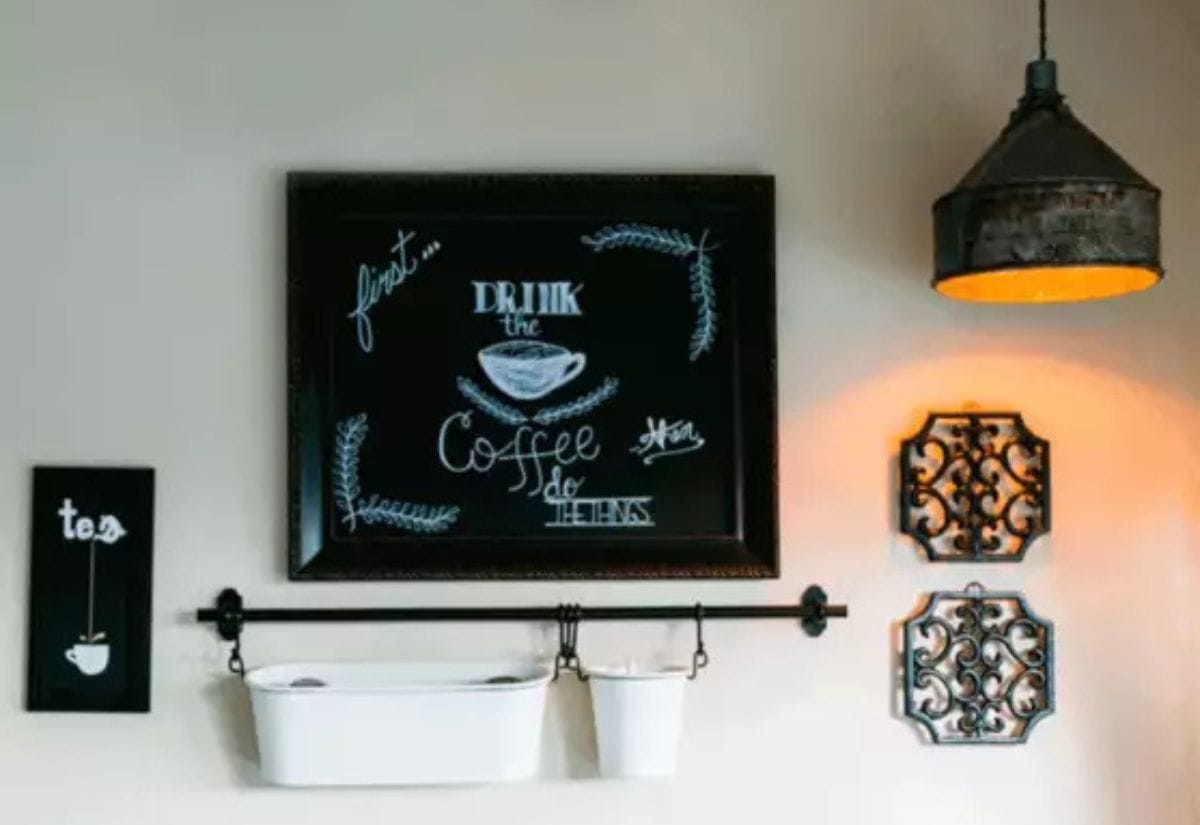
(65, 642, 110, 676)
(587, 662, 688, 778)
(478, 340, 586, 401)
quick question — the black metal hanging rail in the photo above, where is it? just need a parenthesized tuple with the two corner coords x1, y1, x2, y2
(197, 585, 847, 639)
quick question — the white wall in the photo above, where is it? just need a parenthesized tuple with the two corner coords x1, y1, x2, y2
(3, 0, 1198, 822)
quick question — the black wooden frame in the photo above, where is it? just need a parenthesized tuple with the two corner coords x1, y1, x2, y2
(26, 466, 154, 712)
(288, 173, 777, 579)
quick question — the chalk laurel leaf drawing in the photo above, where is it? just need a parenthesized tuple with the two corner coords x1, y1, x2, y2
(355, 495, 461, 534)
(333, 413, 460, 534)
(687, 251, 717, 361)
(580, 224, 698, 258)
(333, 413, 368, 531)
(457, 375, 619, 427)
(456, 376, 528, 426)
(533, 377, 620, 426)
(580, 223, 718, 361)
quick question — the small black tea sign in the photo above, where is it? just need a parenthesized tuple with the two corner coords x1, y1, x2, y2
(27, 467, 154, 712)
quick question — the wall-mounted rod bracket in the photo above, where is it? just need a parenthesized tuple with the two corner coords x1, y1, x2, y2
(799, 585, 833, 638)
(214, 588, 245, 642)
(214, 588, 246, 676)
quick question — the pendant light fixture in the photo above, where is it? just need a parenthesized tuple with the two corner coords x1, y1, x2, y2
(933, 0, 1162, 303)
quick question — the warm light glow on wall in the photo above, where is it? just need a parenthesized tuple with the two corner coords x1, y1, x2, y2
(934, 265, 1162, 303)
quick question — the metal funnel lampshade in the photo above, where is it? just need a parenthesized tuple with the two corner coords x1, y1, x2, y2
(933, 0, 1162, 303)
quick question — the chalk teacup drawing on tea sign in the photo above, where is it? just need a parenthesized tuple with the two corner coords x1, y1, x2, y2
(66, 631, 109, 677)
(478, 339, 587, 401)
(57, 498, 125, 677)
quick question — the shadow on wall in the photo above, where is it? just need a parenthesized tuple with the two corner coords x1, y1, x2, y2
(542, 677, 598, 781)
(887, 613, 924, 745)
(202, 676, 262, 788)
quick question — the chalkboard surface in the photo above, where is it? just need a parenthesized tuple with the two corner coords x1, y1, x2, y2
(289, 174, 776, 579)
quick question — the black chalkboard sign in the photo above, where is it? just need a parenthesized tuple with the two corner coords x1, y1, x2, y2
(27, 467, 154, 712)
(289, 174, 776, 579)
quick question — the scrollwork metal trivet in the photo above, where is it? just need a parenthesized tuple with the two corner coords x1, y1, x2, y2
(902, 583, 1054, 745)
(900, 411, 1049, 562)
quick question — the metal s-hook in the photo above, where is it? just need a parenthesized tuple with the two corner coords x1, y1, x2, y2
(227, 637, 245, 679)
(689, 602, 709, 680)
(553, 603, 568, 679)
(553, 603, 587, 681)
(567, 604, 586, 681)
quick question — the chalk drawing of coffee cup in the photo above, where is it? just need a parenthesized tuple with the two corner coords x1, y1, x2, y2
(66, 642, 110, 676)
(478, 340, 587, 401)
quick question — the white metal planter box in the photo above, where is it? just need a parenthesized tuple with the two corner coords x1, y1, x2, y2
(246, 661, 552, 786)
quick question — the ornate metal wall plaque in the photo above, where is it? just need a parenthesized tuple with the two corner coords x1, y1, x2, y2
(902, 583, 1054, 745)
(900, 411, 1049, 562)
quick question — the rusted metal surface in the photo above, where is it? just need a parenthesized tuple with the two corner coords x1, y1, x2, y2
(934, 60, 1162, 285)
(936, 183, 1160, 278)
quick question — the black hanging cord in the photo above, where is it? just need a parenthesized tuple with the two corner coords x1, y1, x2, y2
(1039, 0, 1048, 60)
